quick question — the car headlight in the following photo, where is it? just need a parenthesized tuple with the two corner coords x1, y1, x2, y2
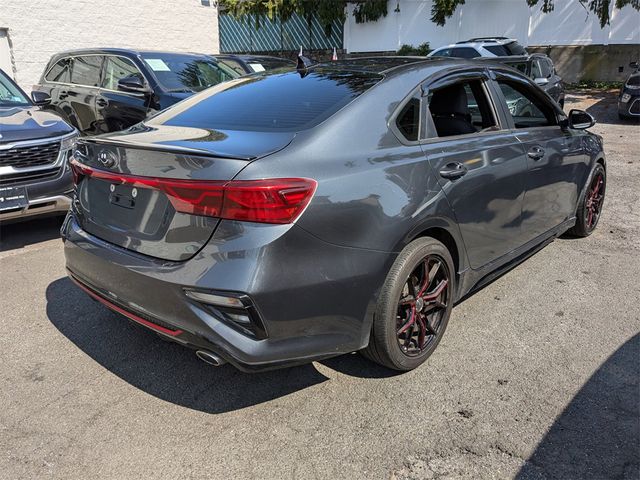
(625, 84, 640, 90)
(60, 133, 78, 152)
(621, 93, 631, 103)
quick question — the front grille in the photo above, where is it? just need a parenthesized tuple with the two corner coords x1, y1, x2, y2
(0, 141, 61, 168)
(0, 167, 61, 186)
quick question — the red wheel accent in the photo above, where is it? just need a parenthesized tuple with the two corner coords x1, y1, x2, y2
(585, 172, 605, 229)
(396, 255, 451, 356)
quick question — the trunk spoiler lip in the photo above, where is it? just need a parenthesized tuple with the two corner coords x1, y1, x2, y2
(79, 137, 256, 161)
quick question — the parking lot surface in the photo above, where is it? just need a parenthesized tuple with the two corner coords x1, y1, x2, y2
(0, 92, 638, 480)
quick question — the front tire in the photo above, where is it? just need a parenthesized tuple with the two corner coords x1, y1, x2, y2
(362, 237, 455, 371)
(569, 163, 606, 237)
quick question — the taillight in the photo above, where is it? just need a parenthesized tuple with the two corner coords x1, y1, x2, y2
(70, 160, 316, 224)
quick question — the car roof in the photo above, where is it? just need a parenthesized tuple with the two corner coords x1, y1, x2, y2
(50, 48, 213, 59)
(311, 56, 439, 74)
(434, 38, 519, 51)
(218, 54, 294, 62)
(474, 53, 550, 63)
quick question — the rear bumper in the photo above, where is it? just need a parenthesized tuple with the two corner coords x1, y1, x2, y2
(62, 214, 392, 371)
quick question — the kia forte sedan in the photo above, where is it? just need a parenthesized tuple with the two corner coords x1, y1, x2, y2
(62, 57, 606, 372)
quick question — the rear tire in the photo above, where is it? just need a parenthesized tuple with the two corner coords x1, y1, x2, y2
(362, 237, 455, 371)
(568, 163, 606, 237)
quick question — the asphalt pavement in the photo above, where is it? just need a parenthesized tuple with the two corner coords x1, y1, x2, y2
(0, 92, 638, 480)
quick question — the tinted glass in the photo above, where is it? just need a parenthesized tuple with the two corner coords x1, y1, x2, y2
(45, 58, 72, 83)
(217, 58, 248, 75)
(149, 70, 381, 132)
(531, 60, 543, 79)
(431, 49, 451, 57)
(247, 57, 294, 71)
(102, 56, 143, 90)
(396, 97, 420, 141)
(0, 70, 29, 106)
(71, 55, 103, 86)
(451, 48, 480, 58)
(141, 53, 237, 92)
(539, 59, 553, 78)
(498, 80, 557, 128)
(485, 41, 527, 56)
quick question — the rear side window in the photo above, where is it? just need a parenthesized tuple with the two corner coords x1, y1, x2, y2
(395, 96, 421, 142)
(71, 56, 103, 86)
(45, 58, 72, 83)
(431, 49, 451, 57)
(428, 79, 497, 138)
(485, 41, 527, 56)
(539, 59, 553, 78)
(451, 48, 481, 59)
(497, 80, 557, 128)
(149, 70, 381, 132)
(102, 56, 143, 90)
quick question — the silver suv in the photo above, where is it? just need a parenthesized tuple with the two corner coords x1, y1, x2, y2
(428, 37, 528, 59)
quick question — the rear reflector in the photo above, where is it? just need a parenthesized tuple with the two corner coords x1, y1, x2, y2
(70, 160, 316, 224)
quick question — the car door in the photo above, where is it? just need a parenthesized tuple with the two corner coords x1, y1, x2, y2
(421, 70, 528, 270)
(96, 55, 151, 134)
(67, 55, 103, 135)
(492, 71, 587, 241)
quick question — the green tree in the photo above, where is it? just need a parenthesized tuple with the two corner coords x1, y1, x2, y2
(431, 0, 640, 28)
(220, 0, 640, 32)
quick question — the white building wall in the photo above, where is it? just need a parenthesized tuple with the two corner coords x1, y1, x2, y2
(1, 0, 219, 91)
(345, 0, 640, 53)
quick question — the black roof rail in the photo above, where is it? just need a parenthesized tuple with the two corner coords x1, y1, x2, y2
(458, 37, 511, 43)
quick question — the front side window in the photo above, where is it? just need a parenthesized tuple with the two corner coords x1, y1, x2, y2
(45, 58, 72, 83)
(0, 70, 29, 107)
(395, 96, 421, 142)
(427, 79, 497, 138)
(497, 80, 557, 128)
(71, 55, 103, 87)
(141, 53, 238, 92)
(451, 48, 481, 59)
(102, 56, 143, 90)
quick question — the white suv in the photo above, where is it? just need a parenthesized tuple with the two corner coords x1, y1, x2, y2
(428, 37, 528, 59)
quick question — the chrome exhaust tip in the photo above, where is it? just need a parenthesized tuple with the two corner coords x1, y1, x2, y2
(195, 350, 226, 367)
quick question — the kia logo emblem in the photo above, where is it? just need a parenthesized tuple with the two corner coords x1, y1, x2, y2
(98, 150, 117, 168)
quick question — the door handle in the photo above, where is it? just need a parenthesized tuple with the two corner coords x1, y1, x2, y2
(527, 146, 545, 160)
(96, 98, 108, 107)
(439, 162, 468, 180)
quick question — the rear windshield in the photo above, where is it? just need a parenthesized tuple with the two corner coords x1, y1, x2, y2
(148, 69, 382, 132)
(485, 41, 527, 56)
(141, 53, 238, 93)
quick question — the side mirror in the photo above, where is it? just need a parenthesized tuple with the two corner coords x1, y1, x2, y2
(31, 90, 51, 106)
(568, 109, 595, 130)
(534, 77, 549, 86)
(117, 75, 149, 94)
(629, 61, 639, 70)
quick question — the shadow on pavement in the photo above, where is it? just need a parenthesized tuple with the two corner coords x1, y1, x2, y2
(0, 215, 64, 252)
(567, 90, 637, 126)
(516, 334, 639, 480)
(46, 276, 397, 413)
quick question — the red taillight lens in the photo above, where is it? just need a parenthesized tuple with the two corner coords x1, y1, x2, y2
(70, 160, 316, 224)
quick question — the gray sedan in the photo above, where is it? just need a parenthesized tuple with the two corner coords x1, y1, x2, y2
(62, 57, 606, 372)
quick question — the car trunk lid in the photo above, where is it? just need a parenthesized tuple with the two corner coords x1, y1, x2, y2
(72, 126, 294, 261)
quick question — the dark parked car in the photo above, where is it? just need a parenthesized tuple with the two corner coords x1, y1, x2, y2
(478, 54, 564, 107)
(214, 54, 295, 75)
(0, 68, 77, 222)
(63, 57, 606, 372)
(32, 48, 238, 136)
(618, 61, 640, 120)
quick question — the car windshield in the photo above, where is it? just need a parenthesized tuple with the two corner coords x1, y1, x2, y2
(141, 53, 239, 93)
(245, 57, 294, 72)
(148, 69, 382, 132)
(0, 70, 30, 107)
